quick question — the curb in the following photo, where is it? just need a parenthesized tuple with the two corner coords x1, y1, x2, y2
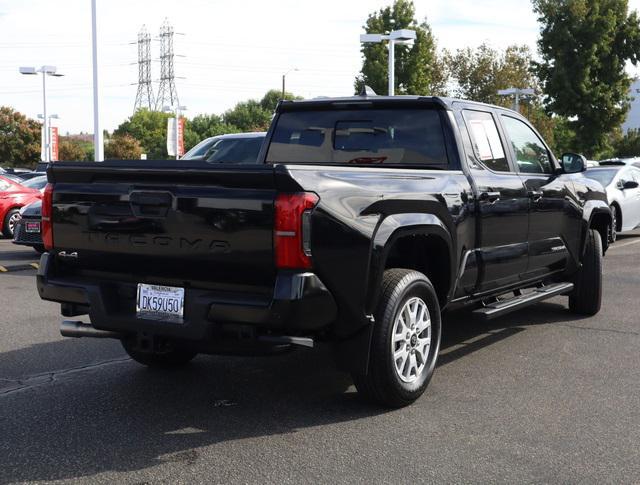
(0, 262, 39, 273)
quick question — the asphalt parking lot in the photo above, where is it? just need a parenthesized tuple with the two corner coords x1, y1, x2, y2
(1, 235, 639, 484)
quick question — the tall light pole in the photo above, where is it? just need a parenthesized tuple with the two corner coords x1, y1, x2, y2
(163, 105, 187, 160)
(91, 0, 103, 161)
(497, 88, 535, 113)
(19, 65, 63, 163)
(360, 29, 416, 96)
(282, 68, 299, 100)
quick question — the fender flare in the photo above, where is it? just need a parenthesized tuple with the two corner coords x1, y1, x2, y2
(365, 213, 455, 313)
(582, 201, 612, 255)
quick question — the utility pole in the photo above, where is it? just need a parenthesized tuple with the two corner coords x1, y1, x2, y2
(156, 19, 179, 110)
(133, 25, 155, 111)
(91, 0, 103, 161)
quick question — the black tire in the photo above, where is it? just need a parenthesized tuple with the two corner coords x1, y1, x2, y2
(353, 269, 442, 408)
(121, 340, 197, 368)
(569, 229, 603, 316)
(609, 205, 618, 243)
(2, 208, 20, 238)
(34, 245, 45, 254)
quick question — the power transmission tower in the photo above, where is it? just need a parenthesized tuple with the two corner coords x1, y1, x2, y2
(133, 25, 154, 111)
(156, 19, 179, 110)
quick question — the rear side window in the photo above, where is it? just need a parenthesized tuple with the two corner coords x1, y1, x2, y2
(463, 110, 509, 172)
(266, 109, 449, 168)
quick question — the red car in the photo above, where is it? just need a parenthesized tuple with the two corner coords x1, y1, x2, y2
(0, 175, 42, 238)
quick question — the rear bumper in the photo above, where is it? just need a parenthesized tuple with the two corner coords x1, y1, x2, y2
(36, 253, 337, 341)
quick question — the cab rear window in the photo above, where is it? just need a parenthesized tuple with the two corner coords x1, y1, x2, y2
(266, 109, 449, 168)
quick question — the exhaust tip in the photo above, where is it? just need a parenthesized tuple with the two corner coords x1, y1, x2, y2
(60, 320, 123, 339)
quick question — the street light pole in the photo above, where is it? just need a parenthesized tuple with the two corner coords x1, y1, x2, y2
(282, 68, 298, 100)
(360, 29, 416, 96)
(388, 39, 395, 96)
(20, 65, 63, 163)
(42, 69, 49, 162)
(91, 0, 103, 162)
(497, 87, 535, 113)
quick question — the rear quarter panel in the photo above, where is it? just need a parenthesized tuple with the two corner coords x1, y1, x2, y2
(284, 165, 474, 336)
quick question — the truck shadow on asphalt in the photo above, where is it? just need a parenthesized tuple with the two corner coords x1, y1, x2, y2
(0, 301, 586, 483)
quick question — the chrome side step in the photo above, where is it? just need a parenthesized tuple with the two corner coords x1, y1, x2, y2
(472, 282, 574, 321)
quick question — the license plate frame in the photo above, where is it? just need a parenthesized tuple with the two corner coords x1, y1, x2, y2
(136, 283, 185, 323)
(25, 221, 41, 233)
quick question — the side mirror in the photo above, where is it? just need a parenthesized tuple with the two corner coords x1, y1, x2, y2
(561, 153, 587, 173)
(622, 180, 639, 190)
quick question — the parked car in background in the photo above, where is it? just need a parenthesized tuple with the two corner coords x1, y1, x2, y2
(12, 171, 45, 181)
(584, 165, 640, 241)
(19, 175, 48, 192)
(599, 157, 640, 168)
(0, 175, 42, 237)
(12, 199, 43, 253)
(182, 132, 266, 163)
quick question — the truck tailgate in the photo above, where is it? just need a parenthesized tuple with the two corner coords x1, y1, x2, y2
(48, 161, 278, 291)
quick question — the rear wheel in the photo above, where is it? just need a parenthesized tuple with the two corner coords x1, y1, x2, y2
(569, 229, 603, 316)
(121, 340, 197, 368)
(353, 269, 441, 408)
(3, 209, 20, 238)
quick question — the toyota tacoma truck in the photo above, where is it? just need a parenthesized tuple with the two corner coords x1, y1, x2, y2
(37, 95, 611, 407)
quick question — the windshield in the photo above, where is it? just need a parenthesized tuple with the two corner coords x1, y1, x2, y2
(21, 176, 48, 190)
(266, 108, 449, 167)
(584, 169, 618, 187)
(182, 138, 218, 160)
(204, 137, 265, 164)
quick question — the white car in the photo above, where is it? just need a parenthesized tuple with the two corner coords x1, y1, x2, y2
(584, 165, 640, 241)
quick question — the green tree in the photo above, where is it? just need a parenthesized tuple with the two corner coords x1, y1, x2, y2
(533, 0, 640, 158)
(184, 114, 239, 151)
(259, 89, 301, 112)
(355, 0, 447, 96)
(0, 106, 41, 168)
(113, 109, 171, 159)
(222, 100, 271, 132)
(58, 137, 92, 161)
(614, 128, 640, 157)
(447, 44, 538, 105)
(105, 133, 143, 160)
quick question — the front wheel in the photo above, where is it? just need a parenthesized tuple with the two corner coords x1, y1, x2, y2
(569, 229, 603, 316)
(3, 209, 20, 238)
(353, 269, 442, 408)
(121, 340, 197, 368)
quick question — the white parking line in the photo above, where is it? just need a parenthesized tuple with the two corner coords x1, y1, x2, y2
(610, 238, 640, 250)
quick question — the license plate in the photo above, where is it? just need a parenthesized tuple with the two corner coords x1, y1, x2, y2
(136, 284, 184, 323)
(25, 221, 41, 233)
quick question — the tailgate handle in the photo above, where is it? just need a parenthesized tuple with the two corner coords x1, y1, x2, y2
(129, 191, 173, 218)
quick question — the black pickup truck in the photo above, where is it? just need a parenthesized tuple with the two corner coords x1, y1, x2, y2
(37, 96, 611, 407)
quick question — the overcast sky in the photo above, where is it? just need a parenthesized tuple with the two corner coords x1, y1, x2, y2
(1, 0, 639, 134)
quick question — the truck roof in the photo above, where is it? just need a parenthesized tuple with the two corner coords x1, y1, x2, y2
(278, 95, 513, 113)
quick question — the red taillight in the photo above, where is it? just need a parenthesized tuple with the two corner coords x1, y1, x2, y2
(42, 183, 54, 251)
(274, 192, 319, 269)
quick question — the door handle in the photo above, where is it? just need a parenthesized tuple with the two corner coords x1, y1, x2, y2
(528, 190, 543, 202)
(479, 191, 501, 203)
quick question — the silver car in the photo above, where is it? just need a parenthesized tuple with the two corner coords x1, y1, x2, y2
(584, 165, 640, 241)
